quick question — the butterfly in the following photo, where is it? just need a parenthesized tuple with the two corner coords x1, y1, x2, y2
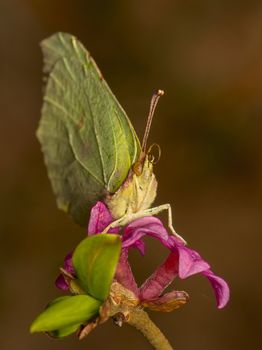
(37, 32, 184, 242)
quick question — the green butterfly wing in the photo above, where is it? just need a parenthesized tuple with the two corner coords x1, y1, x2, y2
(37, 32, 141, 226)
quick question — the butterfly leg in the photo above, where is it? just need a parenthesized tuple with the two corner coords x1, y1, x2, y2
(103, 204, 186, 244)
(101, 214, 131, 233)
(141, 204, 186, 244)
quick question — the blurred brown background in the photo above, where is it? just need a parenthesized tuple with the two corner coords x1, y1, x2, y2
(1, 0, 261, 349)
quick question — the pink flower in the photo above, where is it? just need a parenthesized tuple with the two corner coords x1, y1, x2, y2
(56, 202, 230, 309)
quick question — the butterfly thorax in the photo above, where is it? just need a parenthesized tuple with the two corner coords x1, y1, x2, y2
(105, 156, 157, 221)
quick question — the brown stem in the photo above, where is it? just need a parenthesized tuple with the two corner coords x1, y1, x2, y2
(108, 282, 173, 349)
(127, 309, 173, 350)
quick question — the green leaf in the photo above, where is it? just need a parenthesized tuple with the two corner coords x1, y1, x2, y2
(48, 322, 82, 338)
(30, 295, 101, 333)
(72, 234, 121, 301)
(37, 32, 141, 225)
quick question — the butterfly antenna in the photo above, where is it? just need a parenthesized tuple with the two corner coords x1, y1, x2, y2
(142, 89, 164, 153)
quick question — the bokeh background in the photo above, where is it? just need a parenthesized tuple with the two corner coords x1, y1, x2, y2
(1, 0, 261, 349)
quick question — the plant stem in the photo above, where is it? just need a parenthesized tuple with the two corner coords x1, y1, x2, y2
(127, 308, 173, 350)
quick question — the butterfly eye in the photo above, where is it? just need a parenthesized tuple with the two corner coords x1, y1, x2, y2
(147, 143, 161, 164)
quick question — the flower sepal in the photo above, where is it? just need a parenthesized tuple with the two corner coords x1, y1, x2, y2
(141, 290, 189, 313)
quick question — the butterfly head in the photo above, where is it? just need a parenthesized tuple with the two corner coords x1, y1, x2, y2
(132, 143, 161, 176)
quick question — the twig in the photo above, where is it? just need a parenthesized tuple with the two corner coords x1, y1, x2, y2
(127, 308, 173, 350)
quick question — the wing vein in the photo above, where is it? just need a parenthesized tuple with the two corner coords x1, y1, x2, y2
(113, 107, 131, 167)
(107, 106, 119, 191)
(62, 58, 76, 82)
(50, 74, 64, 89)
(71, 36, 82, 61)
(44, 96, 72, 117)
(84, 93, 107, 185)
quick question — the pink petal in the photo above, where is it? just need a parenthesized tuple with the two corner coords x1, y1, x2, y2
(140, 252, 179, 300)
(165, 238, 230, 309)
(176, 245, 210, 279)
(115, 249, 139, 296)
(87, 201, 119, 235)
(63, 252, 74, 274)
(55, 274, 69, 290)
(133, 239, 146, 255)
(202, 270, 230, 309)
(123, 216, 169, 249)
(55, 252, 74, 291)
